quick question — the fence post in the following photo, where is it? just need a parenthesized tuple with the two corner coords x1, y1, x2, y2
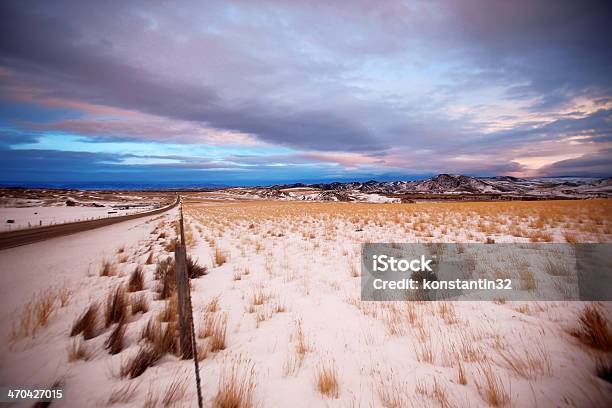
(174, 242, 193, 359)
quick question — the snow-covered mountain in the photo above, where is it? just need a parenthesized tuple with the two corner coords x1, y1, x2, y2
(263, 174, 612, 198)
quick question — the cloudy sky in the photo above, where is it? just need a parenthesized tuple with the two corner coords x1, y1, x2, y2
(1, 0, 611, 186)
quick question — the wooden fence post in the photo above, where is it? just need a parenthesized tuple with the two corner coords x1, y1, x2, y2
(174, 243, 193, 359)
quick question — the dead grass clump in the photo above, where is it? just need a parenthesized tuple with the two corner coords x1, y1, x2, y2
(295, 319, 309, 355)
(155, 257, 176, 300)
(214, 247, 227, 266)
(11, 289, 64, 340)
(158, 294, 178, 322)
(143, 385, 159, 408)
(164, 239, 178, 252)
(140, 318, 160, 343)
(71, 302, 99, 339)
(105, 319, 127, 355)
(58, 287, 71, 307)
(250, 286, 268, 306)
(416, 338, 435, 364)
(315, 359, 339, 398)
(205, 296, 220, 313)
(457, 360, 467, 385)
(570, 304, 612, 351)
(187, 256, 208, 278)
(128, 266, 145, 292)
(100, 259, 117, 277)
(120, 345, 163, 379)
(518, 267, 537, 291)
(107, 381, 139, 405)
(475, 363, 510, 407)
(213, 356, 257, 408)
(67, 338, 92, 361)
(141, 318, 178, 356)
(162, 371, 188, 406)
(543, 258, 571, 277)
(563, 231, 580, 243)
(496, 340, 552, 379)
(596, 356, 612, 384)
(416, 378, 451, 408)
(209, 313, 228, 352)
(105, 285, 128, 328)
(131, 293, 149, 315)
(438, 302, 458, 325)
(29, 291, 56, 336)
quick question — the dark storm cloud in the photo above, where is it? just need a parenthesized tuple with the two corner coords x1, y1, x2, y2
(0, 0, 610, 180)
(442, 0, 612, 110)
(539, 149, 612, 177)
(0, 1, 381, 152)
(0, 130, 39, 146)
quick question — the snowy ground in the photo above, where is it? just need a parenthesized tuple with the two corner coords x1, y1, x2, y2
(0, 205, 158, 231)
(1, 198, 611, 407)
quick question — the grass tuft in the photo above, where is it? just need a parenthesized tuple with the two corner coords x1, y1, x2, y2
(104, 285, 128, 328)
(70, 302, 99, 339)
(187, 256, 208, 278)
(128, 266, 145, 292)
(213, 356, 257, 408)
(570, 304, 612, 351)
(315, 359, 339, 398)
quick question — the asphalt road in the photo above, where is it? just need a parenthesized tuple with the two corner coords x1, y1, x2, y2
(0, 196, 179, 250)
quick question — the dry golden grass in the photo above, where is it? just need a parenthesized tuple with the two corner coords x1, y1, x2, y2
(595, 356, 612, 384)
(518, 267, 537, 291)
(205, 296, 220, 313)
(107, 381, 139, 405)
(104, 285, 128, 328)
(158, 293, 178, 322)
(162, 371, 188, 406)
(475, 363, 510, 407)
(570, 304, 612, 351)
(67, 338, 92, 361)
(184, 198, 611, 246)
(213, 356, 257, 408)
(457, 360, 467, 385)
(495, 339, 552, 379)
(131, 292, 149, 314)
(128, 266, 145, 292)
(164, 239, 178, 252)
(208, 313, 228, 352)
(438, 302, 458, 325)
(155, 257, 176, 300)
(415, 378, 451, 408)
(295, 319, 309, 356)
(187, 255, 208, 278)
(143, 386, 159, 408)
(105, 319, 126, 355)
(314, 359, 339, 398)
(10, 289, 64, 340)
(120, 345, 163, 379)
(70, 302, 99, 339)
(100, 259, 117, 277)
(214, 247, 228, 266)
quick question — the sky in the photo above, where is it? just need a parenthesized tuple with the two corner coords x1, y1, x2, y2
(0, 0, 611, 187)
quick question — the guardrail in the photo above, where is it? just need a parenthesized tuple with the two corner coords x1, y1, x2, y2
(0, 196, 180, 250)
